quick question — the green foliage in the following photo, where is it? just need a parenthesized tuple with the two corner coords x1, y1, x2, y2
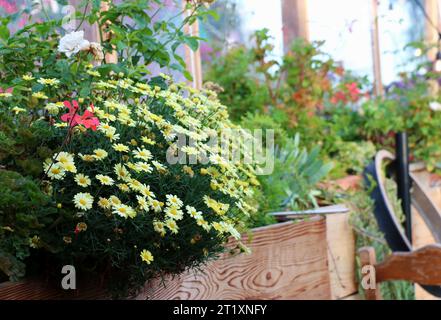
(85, 0, 215, 79)
(0, 0, 259, 298)
(205, 29, 372, 178)
(204, 46, 269, 120)
(0, 170, 57, 281)
(258, 135, 333, 215)
(239, 112, 290, 148)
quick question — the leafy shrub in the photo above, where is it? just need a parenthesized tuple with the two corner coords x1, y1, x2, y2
(0, 170, 57, 281)
(205, 29, 371, 178)
(256, 135, 333, 218)
(204, 46, 269, 121)
(0, 1, 259, 298)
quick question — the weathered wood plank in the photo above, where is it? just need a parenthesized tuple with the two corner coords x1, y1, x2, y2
(281, 0, 309, 52)
(375, 244, 441, 285)
(1, 216, 335, 300)
(326, 213, 357, 299)
(410, 169, 441, 300)
(0, 279, 106, 300)
(138, 216, 331, 300)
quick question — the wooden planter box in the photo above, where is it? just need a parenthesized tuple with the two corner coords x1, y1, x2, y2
(0, 212, 356, 300)
(138, 212, 356, 300)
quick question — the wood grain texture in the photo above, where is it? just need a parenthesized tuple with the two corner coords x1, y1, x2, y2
(358, 247, 381, 300)
(0, 279, 107, 300)
(410, 169, 441, 300)
(413, 206, 438, 300)
(137, 216, 331, 300)
(375, 244, 441, 285)
(359, 244, 441, 300)
(1, 217, 335, 300)
(326, 213, 357, 299)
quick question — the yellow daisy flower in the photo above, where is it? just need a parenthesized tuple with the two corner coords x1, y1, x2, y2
(166, 194, 183, 208)
(133, 147, 152, 161)
(117, 183, 130, 193)
(109, 195, 122, 206)
(22, 74, 34, 81)
(182, 165, 194, 177)
(96, 174, 114, 186)
(136, 195, 149, 211)
(37, 78, 60, 86)
(12, 107, 26, 114)
(93, 149, 108, 160)
(150, 199, 164, 213)
(186, 205, 202, 220)
(165, 219, 179, 234)
(140, 249, 154, 264)
(135, 161, 153, 173)
(74, 173, 91, 187)
(55, 152, 74, 165)
(153, 220, 166, 236)
(139, 184, 155, 199)
(165, 205, 184, 221)
(73, 192, 93, 211)
(128, 179, 142, 191)
(32, 92, 48, 99)
(112, 143, 129, 153)
(141, 136, 156, 145)
(79, 153, 95, 162)
(152, 160, 167, 173)
(113, 204, 136, 219)
(98, 197, 111, 209)
(44, 161, 65, 180)
(114, 163, 131, 181)
(60, 162, 77, 173)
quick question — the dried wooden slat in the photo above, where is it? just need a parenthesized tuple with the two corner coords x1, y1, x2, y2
(139, 216, 331, 300)
(375, 244, 441, 285)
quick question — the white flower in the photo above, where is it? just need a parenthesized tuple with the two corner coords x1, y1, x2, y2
(73, 192, 94, 211)
(430, 101, 441, 111)
(58, 31, 90, 58)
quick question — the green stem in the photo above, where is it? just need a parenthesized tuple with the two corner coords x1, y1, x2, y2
(75, 1, 90, 32)
(144, 5, 201, 66)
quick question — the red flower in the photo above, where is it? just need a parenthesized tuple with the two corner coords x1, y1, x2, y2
(330, 91, 347, 104)
(60, 100, 81, 126)
(60, 100, 100, 131)
(346, 82, 361, 102)
(0, 87, 12, 94)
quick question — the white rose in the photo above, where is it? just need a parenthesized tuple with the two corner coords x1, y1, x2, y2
(429, 101, 441, 111)
(58, 31, 91, 58)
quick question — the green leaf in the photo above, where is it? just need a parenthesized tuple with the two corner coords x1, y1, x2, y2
(0, 25, 10, 40)
(183, 37, 199, 52)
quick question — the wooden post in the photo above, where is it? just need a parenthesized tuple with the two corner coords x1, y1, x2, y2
(281, 0, 309, 52)
(183, 3, 203, 90)
(425, 0, 439, 61)
(358, 247, 382, 300)
(370, 0, 383, 96)
(99, 1, 117, 64)
(425, 0, 439, 94)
